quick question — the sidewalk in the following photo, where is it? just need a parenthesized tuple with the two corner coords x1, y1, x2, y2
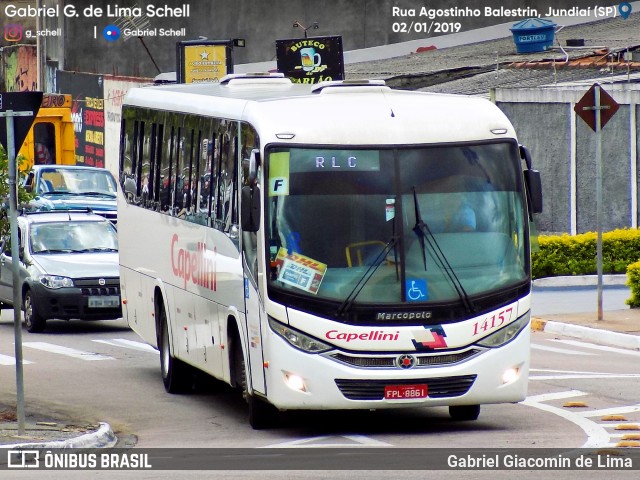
(531, 275, 640, 350)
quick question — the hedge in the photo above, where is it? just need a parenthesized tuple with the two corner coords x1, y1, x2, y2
(531, 229, 640, 279)
(531, 229, 640, 308)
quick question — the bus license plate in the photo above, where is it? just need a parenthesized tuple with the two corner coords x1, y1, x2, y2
(384, 384, 428, 400)
(88, 296, 120, 308)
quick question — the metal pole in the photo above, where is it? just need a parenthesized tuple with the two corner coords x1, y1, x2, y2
(5, 111, 26, 434)
(595, 86, 603, 321)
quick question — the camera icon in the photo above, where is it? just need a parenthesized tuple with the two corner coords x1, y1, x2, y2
(4, 24, 24, 42)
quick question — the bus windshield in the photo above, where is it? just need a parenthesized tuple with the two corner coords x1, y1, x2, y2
(266, 142, 528, 318)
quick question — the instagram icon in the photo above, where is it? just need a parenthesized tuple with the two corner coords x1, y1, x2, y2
(4, 24, 23, 42)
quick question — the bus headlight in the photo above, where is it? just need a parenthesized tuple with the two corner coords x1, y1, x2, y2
(268, 317, 332, 353)
(476, 312, 529, 348)
(38, 275, 74, 289)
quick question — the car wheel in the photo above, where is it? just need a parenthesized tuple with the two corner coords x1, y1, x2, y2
(449, 404, 481, 421)
(158, 302, 190, 393)
(234, 335, 276, 430)
(24, 290, 46, 333)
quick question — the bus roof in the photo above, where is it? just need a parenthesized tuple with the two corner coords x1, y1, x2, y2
(123, 77, 517, 145)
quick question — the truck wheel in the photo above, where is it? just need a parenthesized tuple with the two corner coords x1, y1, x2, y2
(24, 290, 46, 333)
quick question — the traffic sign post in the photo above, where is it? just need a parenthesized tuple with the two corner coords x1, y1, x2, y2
(574, 84, 619, 321)
(0, 92, 42, 435)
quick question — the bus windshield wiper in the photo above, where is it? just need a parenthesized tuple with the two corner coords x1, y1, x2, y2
(411, 187, 475, 314)
(335, 236, 399, 318)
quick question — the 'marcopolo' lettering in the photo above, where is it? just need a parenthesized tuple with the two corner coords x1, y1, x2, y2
(376, 311, 432, 320)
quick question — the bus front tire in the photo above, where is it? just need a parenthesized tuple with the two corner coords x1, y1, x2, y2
(159, 306, 189, 393)
(235, 340, 276, 430)
(449, 404, 481, 421)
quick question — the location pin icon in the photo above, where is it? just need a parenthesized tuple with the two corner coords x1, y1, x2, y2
(619, 2, 632, 19)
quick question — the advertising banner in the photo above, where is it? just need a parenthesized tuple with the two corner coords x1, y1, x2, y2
(56, 71, 105, 167)
(177, 41, 232, 83)
(276, 36, 344, 84)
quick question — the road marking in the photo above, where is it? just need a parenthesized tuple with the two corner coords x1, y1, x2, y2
(522, 390, 611, 448)
(22, 342, 115, 361)
(524, 390, 588, 403)
(578, 405, 640, 418)
(549, 339, 640, 356)
(530, 373, 640, 381)
(93, 339, 159, 354)
(263, 435, 392, 448)
(531, 343, 595, 355)
(0, 353, 33, 365)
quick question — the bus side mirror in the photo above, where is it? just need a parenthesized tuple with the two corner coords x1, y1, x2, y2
(247, 149, 260, 183)
(241, 185, 261, 232)
(524, 169, 543, 215)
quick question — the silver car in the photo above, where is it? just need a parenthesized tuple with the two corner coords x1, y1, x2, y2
(0, 210, 121, 333)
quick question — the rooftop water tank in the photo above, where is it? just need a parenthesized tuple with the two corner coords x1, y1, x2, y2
(510, 18, 557, 54)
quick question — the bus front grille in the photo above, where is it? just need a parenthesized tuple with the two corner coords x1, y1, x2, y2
(329, 349, 482, 368)
(334, 375, 477, 400)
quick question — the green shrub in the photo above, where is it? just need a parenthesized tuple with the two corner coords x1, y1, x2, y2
(626, 261, 640, 308)
(532, 229, 640, 279)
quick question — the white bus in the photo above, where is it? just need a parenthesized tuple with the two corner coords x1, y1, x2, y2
(118, 74, 542, 429)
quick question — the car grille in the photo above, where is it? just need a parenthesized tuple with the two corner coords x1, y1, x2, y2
(329, 349, 482, 368)
(334, 375, 477, 400)
(76, 278, 120, 296)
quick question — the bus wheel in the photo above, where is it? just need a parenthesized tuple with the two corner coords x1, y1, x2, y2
(159, 305, 189, 393)
(449, 404, 481, 421)
(24, 290, 46, 333)
(235, 341, 276, 430)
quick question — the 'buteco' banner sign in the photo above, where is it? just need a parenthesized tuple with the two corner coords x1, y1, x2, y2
(276, 36, 344, 84)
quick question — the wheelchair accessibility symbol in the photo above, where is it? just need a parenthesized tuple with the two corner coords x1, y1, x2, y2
(406, 279, 428, 302)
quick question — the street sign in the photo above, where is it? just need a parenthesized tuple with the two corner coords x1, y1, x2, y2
(574, 83, 619, 131)
(0, 91, 43, 152)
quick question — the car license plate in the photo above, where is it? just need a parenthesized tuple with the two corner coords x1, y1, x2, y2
(88, 296, 120, 308)
(384, 384, 428, 400)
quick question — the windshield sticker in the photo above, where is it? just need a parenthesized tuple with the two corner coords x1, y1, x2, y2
(405, 279, 428, 302)
(275, 247, 327, 295)
(268, 152, 290, 196)
(411, 326, 448, 350)
(385, 198, 395, 221)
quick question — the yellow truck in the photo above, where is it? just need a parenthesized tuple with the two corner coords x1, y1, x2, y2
(18, 93, 75, 170)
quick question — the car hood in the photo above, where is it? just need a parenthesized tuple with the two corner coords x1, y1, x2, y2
(31, 252, 119, 278)
(31, 195, 117, 212)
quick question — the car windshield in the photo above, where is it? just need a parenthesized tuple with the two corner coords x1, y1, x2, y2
(36, 168, 117, 196)
(265, 143, 528, 317)
(30, 221, 118, 253)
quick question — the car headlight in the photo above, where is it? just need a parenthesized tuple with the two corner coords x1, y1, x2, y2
(476, 312, 529, 348)
(268, 317, 332, 353)
(38, 275, 74, 289)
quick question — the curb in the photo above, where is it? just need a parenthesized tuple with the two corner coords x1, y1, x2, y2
(531, 317, 640, 351)
(533, 274, 628, 288)
(0, 422, 117, 450)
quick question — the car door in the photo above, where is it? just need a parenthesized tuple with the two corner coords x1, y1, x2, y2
(0, 237, 16, 305)
(0, 224, 27, 306)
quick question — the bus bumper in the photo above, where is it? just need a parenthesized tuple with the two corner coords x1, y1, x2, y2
(260, 323, 530, 411)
